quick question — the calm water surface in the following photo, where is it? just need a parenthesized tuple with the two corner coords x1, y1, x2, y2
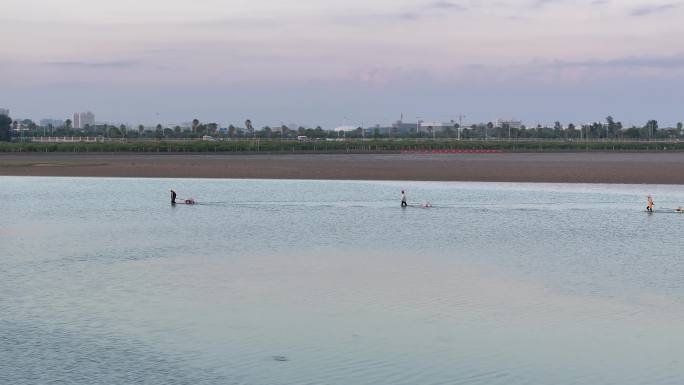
(2, 177, 684, 385)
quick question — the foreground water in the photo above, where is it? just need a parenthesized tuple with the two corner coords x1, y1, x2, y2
(1, 177, 684, 385)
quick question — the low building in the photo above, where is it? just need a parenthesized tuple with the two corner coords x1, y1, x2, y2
(497, 119, 523, 129)
(391, 120, 418, 134)
(367, 124, 392, 136)
(40, 118, 64, 127)
(419, 122, 446, 133)
(333, 125, 359, 133)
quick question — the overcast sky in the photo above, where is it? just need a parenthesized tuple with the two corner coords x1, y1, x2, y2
(2, 0, 683, 127)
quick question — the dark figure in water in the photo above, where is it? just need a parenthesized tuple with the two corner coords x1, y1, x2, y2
(401, 190, 407, 207)
(647, 195, 654, 213)
(170, 189, 177, 205)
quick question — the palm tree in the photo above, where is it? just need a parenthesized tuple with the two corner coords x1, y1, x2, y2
(245, 119, 254, 137)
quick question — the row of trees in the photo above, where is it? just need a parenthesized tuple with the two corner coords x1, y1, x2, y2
(5, 114, 684, 141)
(15, 118, 332, 140)
(453, 118, 682, 140)
(341, 118, 682, 140)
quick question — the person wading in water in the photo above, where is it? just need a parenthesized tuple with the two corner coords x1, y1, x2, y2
(647, 195, 654, 213)
(401, 190, 407, 208)
(170, 189, 177, 205)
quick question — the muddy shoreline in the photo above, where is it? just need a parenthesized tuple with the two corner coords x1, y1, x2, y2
(2, 152, 684, 184)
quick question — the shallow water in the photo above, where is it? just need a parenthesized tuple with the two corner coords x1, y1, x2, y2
(2, 177, 684, 385)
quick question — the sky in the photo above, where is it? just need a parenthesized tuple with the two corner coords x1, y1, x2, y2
(2, 0, 683, 128)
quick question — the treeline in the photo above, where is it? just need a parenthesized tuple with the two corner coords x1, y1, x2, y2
(0, 114, 12, 141)
(11, 121, 334, 140)
(4, 115, 684, 141)
(3, 139, 684, 153)
(457, 118, 682, 140)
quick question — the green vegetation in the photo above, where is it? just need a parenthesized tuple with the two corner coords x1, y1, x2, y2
(2, 139, 684, 153)
(0, 114, 11, 142)
(7, 116, 683, 149)
(10, 116, 684, 142)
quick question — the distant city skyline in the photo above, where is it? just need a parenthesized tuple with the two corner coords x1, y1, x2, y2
(2, 0, 683, 127)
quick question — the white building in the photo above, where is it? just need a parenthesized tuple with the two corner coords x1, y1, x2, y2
(497, 119, 523, 129)
(419, 122, 447, 133)
(333, 125, 359, 133)
(80, 111, 95, 127)
(72, 111, 95, 129)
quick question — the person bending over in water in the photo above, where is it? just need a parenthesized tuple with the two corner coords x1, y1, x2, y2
(647, 195, 654, 212)
(170, 188, 177, 205)
(401, 190, 407, 208)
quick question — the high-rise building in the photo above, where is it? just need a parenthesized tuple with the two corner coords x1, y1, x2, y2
(72, 111, 95, 129)
(80, 111, 95, 127)
(0, 108, 9, 116)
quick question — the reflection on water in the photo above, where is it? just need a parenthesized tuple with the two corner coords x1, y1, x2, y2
(1, 177, 684, 385)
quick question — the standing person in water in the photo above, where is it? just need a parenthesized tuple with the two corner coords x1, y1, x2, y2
(401, 190, 407, 207)
(170, 189, 177, 205)
(647, 195, 654, 212)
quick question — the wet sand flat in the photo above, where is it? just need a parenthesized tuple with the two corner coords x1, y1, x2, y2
(2, 152, 684, 184)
